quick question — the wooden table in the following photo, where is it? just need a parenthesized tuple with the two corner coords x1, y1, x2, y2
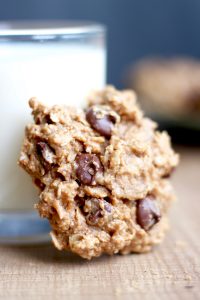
(0, 147, 199, 300)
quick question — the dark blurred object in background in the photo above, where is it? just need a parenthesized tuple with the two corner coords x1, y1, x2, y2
(159, 126, 200, 146)
(126, 57, 200, 120)
(125, 57, 200, 145)
(1, 0, 200, 88)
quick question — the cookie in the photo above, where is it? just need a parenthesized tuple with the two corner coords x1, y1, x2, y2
(128, 58, 200, 117)
(18, 86, 179, 259)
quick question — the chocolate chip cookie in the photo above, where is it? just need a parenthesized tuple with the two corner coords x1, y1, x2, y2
(19, 86, 179, 259)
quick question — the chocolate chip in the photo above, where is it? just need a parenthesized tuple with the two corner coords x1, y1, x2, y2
(34, 178, 45, 190)
(75, 153, 103, 185)
(36, 142, 55, 170)
(83, 198, 102, 225)
(86, 210, 103, 225)
(86, 107, 116, 138)
(136, 196, 161, 231)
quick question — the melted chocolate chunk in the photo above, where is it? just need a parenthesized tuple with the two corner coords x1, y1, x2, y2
(86, 107, 116, 138)
(75, 153, 103, 185)
(36, 141, 55, 170)
(86, 210, 103, 225)
(136, 196, 161, 231)
(34, 178, 45, 190)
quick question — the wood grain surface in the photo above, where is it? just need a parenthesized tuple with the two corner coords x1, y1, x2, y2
(0, 147, 199, 300)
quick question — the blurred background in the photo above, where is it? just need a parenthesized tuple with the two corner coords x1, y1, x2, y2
(1, 0, 200, 87)
(1, 0, 200, 143)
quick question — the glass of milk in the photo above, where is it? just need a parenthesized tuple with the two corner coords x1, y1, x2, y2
(0, 21, 106, 243)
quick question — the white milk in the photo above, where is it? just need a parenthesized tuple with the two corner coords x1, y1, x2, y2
(0, 42, 106, 210)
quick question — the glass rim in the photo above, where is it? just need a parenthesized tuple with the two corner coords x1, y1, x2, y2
(0, 20, 106, 41)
